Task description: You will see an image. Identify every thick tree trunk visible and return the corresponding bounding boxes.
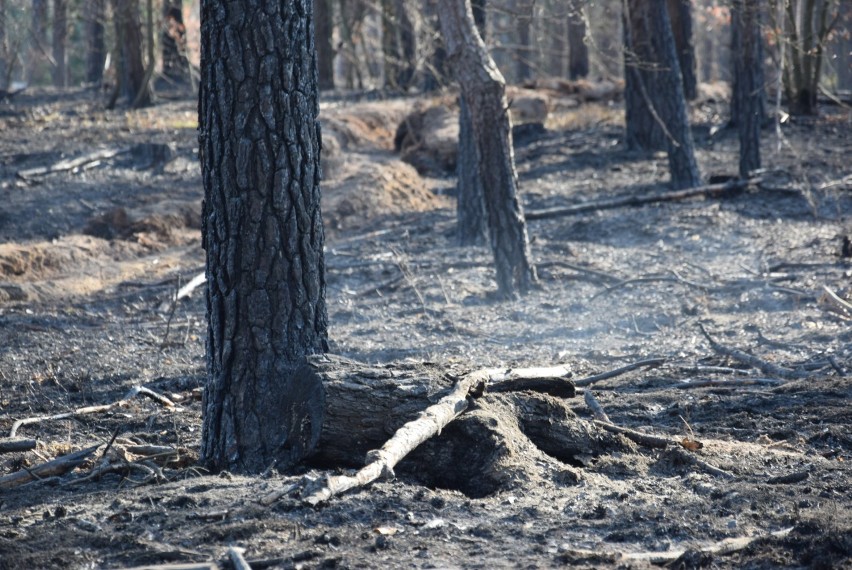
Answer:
[732,0,763,178]
[666,0,696,100]
[439,0,537,298]
[456,0,487,247]
[161,0,192,85]
[112,0,151,106]
[85,0,106,84]
[52,0,67,87]
[315,0,335,90]
[567,0,588,80]
[199,0,328,474]
[623,0,701,189]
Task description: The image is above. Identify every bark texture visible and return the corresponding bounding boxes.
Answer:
[199,0,329,473]
[623,0,700,189]
[439,0,536,297]
[731,0,763,178]
[112,0,151,106]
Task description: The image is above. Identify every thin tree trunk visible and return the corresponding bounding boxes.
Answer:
[86,0,106,84]
[382,0,415,89]
[112,0,151,106]
[27,0,49,83]
[315,0,335,90]
[52,0,67,87]
[732,0,763,178]
[439,0,537,297]
[199,0,329,473]
[0,0,7,89]
[515,0,534,82]
[623,0,701,188]
[666,0,696,100]
[567,0,588,79]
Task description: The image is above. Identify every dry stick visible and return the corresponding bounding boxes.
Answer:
[525,177,760,222]
[583,391,611,423]
[0,437,37,454]
[574,358,666,387]
[675,378,784,389]
[590,272,708,301]
[820,284,852,315]
[0,445,100,490]
[667,446,735,479]
[9,385,179,438]
[698,325,811,380]
[302,369,491,506]
[16,148,130,180]
[592,420,672,449]
[619,526,792,563]
[227,547,253,570]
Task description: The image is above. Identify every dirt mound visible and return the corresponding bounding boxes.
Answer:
[83,199,201,249]
[323,155,448,236]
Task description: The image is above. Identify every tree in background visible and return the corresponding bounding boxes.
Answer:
[567,0,589,79]
[315,0,335,89]
[85,0,106,84]
[382,0,416,90]
[732,0,763,178]
[439,0,537,297]
[111,0,151,106]
[26,0,48,83]
[199,0,328,473]
[666,0,696,100]
[51,0,66,87]
[457,0,488,246]
[623,0,701,189]
[160,0,193,86]
[0,0,7,89]
[773,0,841,115]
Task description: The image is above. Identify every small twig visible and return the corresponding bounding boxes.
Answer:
[698,325,811,380]
[666,447,735,479]
[583,391,610,423]
[228,546,253,570]
[574,358,666,387]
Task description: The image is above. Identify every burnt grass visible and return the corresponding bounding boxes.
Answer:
[0,87,851,569]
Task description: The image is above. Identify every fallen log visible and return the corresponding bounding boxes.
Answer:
[263,355,630,502]
[0,437,37,454]
[0,445,99,490]
[526,177,760,221]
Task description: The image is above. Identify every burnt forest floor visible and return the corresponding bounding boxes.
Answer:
[0,86,850,569]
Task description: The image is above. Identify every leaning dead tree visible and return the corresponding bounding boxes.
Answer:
[438,0,537,297]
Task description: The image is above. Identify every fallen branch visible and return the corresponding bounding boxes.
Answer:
[0,445,99,490]
[302,368,491,505]
[0,437,37,453]
[482,365,575,398]
[526,177,760,221]
[675,378,784,389]
[583,391,611,423]
[592,420,673,449]
[819,284,852,318]
[9,385,180,438]
[227,547,253,570]
[665,447,735,479]
[699,325,811,380]
[618,527,792,563]
[16,147,130,180]
[574,358,666,387]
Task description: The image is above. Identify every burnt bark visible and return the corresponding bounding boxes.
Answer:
[732,0,763,178]
[456,0,487,247]
[666,0,696,100]
[85,0,106,84]
[52,0,67,87]
[315,0,335,90]
[567,0,588,80]
[623,0,701,189]
[199,0,329,473]
[112,0,151,106]
[439,0,537,297]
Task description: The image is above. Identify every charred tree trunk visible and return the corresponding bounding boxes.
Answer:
[315,0,335,90]
[666,0,696,100]
[732,0,763,178]
[112,0,151,106]
[623,0,700,189]
[199,0,329,473]
[567,0,588,80]
[52,0,67,87]
[439,0,537,297]
[85,0,106,84]
[456,2,487,247]
[161,0,192,85]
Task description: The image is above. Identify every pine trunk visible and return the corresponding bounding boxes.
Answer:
[85,0,106,84]
[623,0,700,188]
[666,0,696,100]
[52,0,67,87]
[457,98,487,246]
[732,0,762,178]
[567,0,588,79]
[199,0,329,473]
[112,0,151,106]
[315,0,335,90]
[0,0,6,89]
[439,0,536,297]
[161,0,192,85]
